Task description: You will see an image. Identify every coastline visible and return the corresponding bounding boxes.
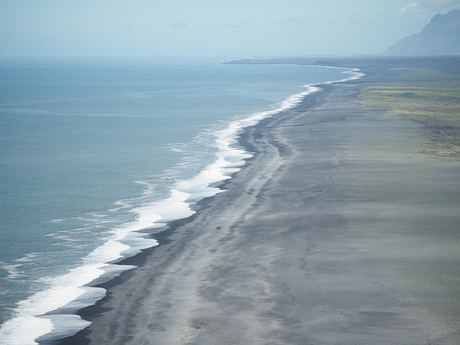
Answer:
[56,57,460,345]
[2,61,342,345]
[51,80,334,345]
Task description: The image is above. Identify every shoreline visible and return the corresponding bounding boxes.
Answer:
[52,79,333,345]
[56,57,460,344]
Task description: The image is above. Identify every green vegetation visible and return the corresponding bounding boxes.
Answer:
[357,69,460,157]
[397,68,460,79]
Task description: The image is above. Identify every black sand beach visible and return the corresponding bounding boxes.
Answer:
[58,57,460,345]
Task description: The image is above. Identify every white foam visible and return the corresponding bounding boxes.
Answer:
[0,315,53,345]
[35,315,91,344]
[0,263,107,345]
[322,67,364,84]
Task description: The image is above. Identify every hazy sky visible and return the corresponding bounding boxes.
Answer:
[1,0,460,57]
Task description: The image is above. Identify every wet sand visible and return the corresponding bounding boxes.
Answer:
[61,57,460,345]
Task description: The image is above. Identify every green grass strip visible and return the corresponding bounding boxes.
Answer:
[357,69,460,157]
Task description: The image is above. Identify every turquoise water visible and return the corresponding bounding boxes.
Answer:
[0,57,357,344]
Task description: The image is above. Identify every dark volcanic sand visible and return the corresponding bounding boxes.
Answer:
[57,57,460,345]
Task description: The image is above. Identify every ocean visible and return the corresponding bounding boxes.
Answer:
[0,56,360,344]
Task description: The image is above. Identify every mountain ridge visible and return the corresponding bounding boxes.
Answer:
[386,10,460,55]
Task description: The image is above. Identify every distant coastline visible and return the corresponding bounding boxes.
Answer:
[57,56,460,344]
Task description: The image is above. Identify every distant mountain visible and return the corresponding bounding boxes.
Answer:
[386,10,460,55]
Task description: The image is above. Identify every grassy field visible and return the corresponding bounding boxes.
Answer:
[357,69,460,157]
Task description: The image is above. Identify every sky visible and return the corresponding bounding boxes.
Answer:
[1,0,460,57]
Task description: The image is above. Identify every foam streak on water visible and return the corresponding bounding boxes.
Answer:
[0,61,362,345]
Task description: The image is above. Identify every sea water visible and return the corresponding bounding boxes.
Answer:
[0,56,360,344]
